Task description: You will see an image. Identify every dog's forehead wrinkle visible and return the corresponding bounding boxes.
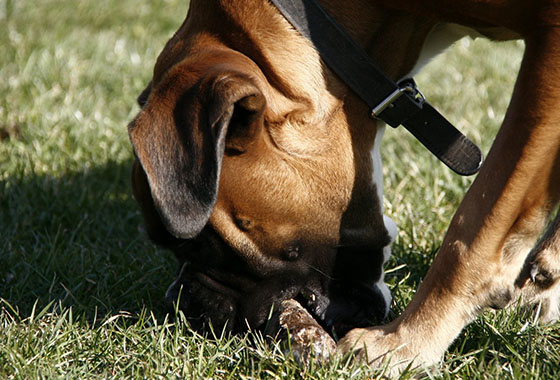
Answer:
[219,4,344,140]
[186,0,334,118]
[261,99,344,160]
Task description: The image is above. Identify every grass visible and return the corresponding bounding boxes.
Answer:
[1,0,559,378]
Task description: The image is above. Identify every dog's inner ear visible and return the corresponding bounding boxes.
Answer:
[225,94,265,156]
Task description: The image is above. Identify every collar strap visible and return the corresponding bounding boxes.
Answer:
[270,0,483,175]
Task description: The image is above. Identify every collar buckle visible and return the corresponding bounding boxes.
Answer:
[371,79,426,119]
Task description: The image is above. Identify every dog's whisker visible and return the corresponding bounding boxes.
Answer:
[303,263,336,281]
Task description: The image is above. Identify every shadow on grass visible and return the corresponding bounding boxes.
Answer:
[0,159,177,320]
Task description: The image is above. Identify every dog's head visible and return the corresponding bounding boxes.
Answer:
[128,0,397,335]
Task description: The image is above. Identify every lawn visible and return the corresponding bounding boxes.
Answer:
[1,0,559,378]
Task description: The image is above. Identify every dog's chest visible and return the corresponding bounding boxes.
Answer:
[408,23,480,77]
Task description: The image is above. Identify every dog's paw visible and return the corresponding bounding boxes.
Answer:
[523,259,560,323]
[336,325,440,376]
[337,327,409,370]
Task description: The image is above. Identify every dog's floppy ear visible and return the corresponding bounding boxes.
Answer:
[129,73,265,239]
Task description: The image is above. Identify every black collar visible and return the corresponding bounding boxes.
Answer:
[270,0,483,176]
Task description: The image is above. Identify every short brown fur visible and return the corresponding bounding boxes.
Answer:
[129,0,560,372]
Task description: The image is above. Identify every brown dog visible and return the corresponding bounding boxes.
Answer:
[128,0,560,372]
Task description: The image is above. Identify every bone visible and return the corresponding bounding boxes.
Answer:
[277,299,336,365]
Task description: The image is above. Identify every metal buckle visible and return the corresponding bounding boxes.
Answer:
[370,79,426,119]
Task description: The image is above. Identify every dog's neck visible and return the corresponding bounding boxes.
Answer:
[317,0,438,79]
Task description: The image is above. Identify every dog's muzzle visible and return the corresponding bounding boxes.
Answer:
[163,228,392,337]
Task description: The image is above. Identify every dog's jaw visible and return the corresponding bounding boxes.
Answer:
[162,227,395,335]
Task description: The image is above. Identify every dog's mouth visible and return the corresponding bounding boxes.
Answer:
[165,260,301,333]
[165,235,390,338]
[166,271,387,340]
[194,271,239,297]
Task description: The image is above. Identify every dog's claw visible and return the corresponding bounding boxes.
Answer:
[527,261,556,289]
[530,264,539,283]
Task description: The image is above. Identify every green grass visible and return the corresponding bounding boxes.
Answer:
[1,0,559,378]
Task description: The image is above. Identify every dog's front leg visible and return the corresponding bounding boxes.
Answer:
[338,28,560,372]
